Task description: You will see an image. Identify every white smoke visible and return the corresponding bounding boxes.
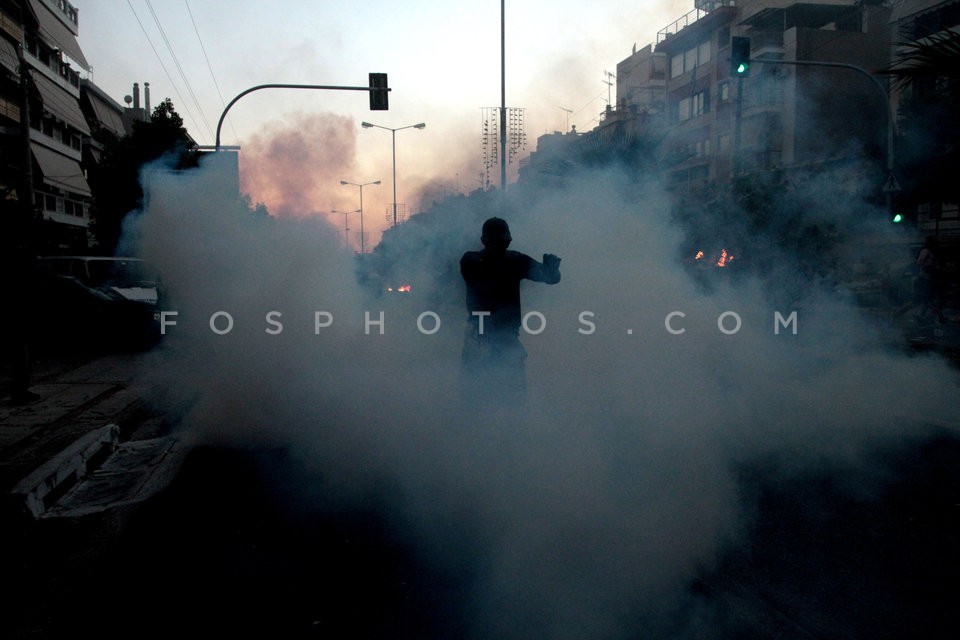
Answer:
[125,152,959,638]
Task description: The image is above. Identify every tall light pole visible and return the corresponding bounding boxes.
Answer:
[361,121,426,227]
[500,0,507,191]
[340,180,380,254]
[332,208,360,250]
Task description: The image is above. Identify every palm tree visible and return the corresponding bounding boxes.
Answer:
[884,29,960,98]
[881,29,960,206]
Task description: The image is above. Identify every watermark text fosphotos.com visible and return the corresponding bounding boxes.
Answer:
[158,310,799,336]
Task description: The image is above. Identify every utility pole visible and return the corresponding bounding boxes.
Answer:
[17,44,34,232]
[8,44,37,404]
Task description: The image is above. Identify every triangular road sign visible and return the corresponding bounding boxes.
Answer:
[883,172,901,193]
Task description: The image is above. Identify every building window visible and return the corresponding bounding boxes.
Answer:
[719,81,730,102]
[718,133,731,154]
[670,39,712,78]
[671,54,684,79]
[695,90,709,116]
[64,200,85,217]
[678,90,710,123]
[718,26,730,48]
[698,41,711,65]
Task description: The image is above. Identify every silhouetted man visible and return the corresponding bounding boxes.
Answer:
[460,217,561,405]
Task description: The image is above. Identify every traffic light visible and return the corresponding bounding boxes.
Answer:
[730,37,751,77]
[369,73,389,111]
[892,213,904,223]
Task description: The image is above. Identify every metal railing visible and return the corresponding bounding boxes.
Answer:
[657,0,737,44]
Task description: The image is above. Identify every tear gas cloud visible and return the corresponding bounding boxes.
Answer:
[128,152,958,638]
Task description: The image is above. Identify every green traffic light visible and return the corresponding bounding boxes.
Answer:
[737,63,748,74]
[892,213,903,223]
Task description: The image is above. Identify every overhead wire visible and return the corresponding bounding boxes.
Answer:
[184,0,239,142]
[144,0,215,142]
[124,0,207,139]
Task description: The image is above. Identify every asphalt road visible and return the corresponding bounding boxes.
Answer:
[3,431,959,639]
[2,348,959,639]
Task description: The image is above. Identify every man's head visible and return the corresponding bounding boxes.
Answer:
[481,217,512,253]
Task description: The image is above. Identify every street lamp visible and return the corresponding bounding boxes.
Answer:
[332,208,360,250]
[339,180,380,254]
[361,121,426,227]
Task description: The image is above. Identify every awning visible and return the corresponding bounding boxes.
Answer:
[28,0,89,70]
[32,71,90,135]
[32,141,91,195]
[0,37,19,74]
[86,91,126,137]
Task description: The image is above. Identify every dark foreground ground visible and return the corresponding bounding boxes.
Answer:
[3,426,959,639]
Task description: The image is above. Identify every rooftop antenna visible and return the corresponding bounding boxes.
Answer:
[558,106,573,132]
[603,70,615,106]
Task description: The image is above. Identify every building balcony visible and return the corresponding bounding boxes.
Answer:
[657,0,737,45]
[750,30,785,57]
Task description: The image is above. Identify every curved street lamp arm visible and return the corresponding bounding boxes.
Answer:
[215,83,389,149]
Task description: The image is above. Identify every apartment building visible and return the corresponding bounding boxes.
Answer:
[1,0,26,223]
[1,1,145,251]
[21,0,94,249]
[615,0,891,192]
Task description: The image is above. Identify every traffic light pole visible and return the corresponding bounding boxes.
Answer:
[734,75,744,176]
[760,59,894,180]
[215,81,390,150]
[737,56,896,212]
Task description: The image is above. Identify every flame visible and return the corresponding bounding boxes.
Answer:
[716,249,734,268]
[694,249,736,267]
[398,285,412,293]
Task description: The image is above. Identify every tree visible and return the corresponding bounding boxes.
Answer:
[882,30,960,206]
[88,98,198,254]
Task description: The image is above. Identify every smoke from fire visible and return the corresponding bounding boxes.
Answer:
[127,146,958,638]
[238,111,357,218]
[236,112,479,247]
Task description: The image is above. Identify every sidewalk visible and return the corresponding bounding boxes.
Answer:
[0,350,182,521]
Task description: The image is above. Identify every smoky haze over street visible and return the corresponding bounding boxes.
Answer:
[114,146,960,638]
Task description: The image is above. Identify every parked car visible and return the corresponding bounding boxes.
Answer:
[33,256,162,349]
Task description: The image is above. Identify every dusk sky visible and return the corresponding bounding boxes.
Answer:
[77,0,689,245]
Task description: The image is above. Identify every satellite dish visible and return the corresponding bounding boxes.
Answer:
[124,95,133,105]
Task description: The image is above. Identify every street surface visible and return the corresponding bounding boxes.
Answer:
[1,348,959,638]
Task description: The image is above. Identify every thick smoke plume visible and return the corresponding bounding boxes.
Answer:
[239,111,356,218]
[128,151,958,638]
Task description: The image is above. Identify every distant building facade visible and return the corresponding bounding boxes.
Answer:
[613,0,892,194]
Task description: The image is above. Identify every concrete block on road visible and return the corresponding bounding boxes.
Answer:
[10,424,120,518]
